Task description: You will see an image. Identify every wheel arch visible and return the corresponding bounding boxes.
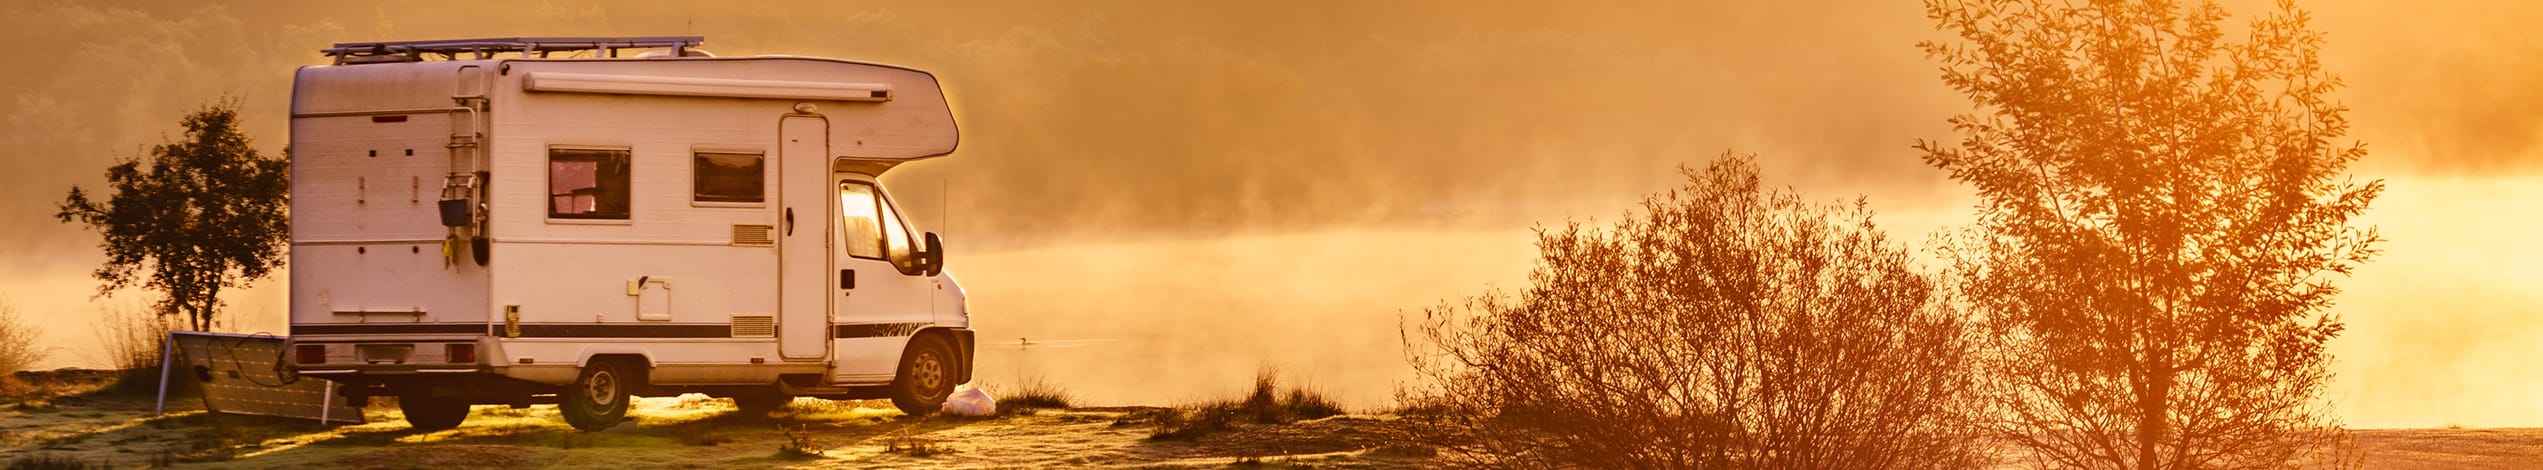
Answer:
[910,327,974,385]
[574,347,655,369]
[578,351,654,386]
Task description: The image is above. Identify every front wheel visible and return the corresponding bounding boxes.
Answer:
[889,335,958,416]
[560,361,633,432]
[398,393,470,431]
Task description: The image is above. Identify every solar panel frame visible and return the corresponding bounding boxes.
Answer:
[158,331,365,424]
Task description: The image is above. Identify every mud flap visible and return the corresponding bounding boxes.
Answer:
[950,328,976,384]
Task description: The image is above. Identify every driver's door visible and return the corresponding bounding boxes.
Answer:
[829,178,935,384]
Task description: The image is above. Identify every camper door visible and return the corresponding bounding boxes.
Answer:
[778,115,832,360]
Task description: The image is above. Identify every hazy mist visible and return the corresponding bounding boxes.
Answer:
[1,0,2536,428]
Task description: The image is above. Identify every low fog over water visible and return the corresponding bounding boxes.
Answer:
[3,0,2540,428]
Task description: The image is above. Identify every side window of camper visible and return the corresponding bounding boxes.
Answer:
[692,152,765,204]
[549,148,631,219]
[876,192,921,273]
[837,182,886,260]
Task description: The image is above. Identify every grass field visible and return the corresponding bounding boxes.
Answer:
[2352,427,2543,469]
[5,369,2538,468]
[0,370,1429,469]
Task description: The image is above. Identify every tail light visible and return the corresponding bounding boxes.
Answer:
[296,344,327,364]
[445,343,477,364]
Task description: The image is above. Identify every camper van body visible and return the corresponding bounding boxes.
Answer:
[284,37,972,430]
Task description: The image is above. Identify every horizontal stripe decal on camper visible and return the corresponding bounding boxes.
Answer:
[519,324,733,338]
[833,322,931,339]
[293,323,730,338]
[300,322,932,339]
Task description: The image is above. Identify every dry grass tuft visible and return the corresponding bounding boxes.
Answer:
[882,433,952,458]
[997,376,1074,413]
[6,453,107,470]
[666,421,728,446]
[161,427,245,464]
[773,398,894,421]
[92,301,172,397]
[1150,368,1345,441]
[10,398,56,411]
[474,406,533,419]
[1363,444,1439,459]
[773,424,822,460]
[0,375,45,404]
[529,431,599,449]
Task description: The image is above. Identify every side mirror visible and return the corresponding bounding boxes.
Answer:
[922,232,945,276]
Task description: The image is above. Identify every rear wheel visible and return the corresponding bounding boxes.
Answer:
[398,393,470,431]
[560,361,632,432]
[890,335,958,416]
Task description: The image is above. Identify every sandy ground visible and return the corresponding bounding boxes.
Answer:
[5,372,2538,468]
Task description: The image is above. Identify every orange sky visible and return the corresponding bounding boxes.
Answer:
[0,0,2535,429]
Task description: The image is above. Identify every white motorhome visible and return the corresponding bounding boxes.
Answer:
[284,37,973,431]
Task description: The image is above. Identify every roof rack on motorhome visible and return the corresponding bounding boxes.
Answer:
[321,36,706,65]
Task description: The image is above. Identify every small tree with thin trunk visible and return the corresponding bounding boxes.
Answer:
[56,101,288,332]
[1916,0,2378,467]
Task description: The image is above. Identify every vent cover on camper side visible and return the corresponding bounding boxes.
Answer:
[730,315,776,338]
[731,224,776,247]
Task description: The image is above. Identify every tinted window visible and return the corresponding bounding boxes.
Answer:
[549,148,630,219]
[693,152,764,203]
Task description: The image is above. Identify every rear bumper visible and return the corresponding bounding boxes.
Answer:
[303,370,559,405]
[287,334,487,368]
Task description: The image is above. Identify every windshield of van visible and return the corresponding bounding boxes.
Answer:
[876,189,920,273]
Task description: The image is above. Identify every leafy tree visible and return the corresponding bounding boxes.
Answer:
[1401,154,1986,468]
[56,101,288,332]
[1915,0,2379,467]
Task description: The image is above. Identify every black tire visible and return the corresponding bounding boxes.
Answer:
[560,360,633,432]
[398,393,470,431]
[890,335,960,416]
[730,390,791,416]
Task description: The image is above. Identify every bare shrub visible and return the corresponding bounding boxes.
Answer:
[1401,154,1987,468]
[0,296,50,376]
